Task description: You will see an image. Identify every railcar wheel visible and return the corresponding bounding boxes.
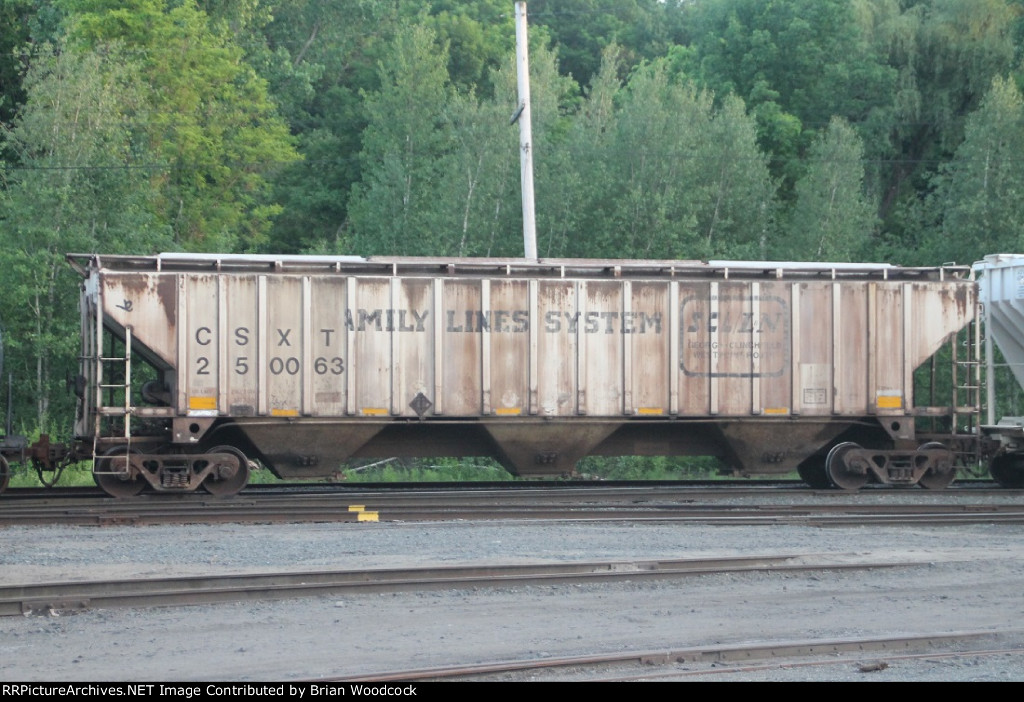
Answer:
[0,455,9,494]
[201,446,249,497]
[916,442,956,490]
[825,442,869,491]
[796,456,830,489]
[94,446,145,498]
[990,454,1024,488]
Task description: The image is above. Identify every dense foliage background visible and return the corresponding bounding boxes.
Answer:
[1,0,1022,440]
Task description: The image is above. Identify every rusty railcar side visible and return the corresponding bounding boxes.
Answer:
[69,254,978,494]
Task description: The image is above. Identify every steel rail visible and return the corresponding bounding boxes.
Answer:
[0,479,1008,500]
[4,497,1024,526]
[609,645,1024,681]
[328,631,1024,682]
[0,554,907,617]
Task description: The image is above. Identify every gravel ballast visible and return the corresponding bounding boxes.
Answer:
[2,519,1024,681]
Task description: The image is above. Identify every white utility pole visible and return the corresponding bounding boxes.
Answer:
[514,1,538,261]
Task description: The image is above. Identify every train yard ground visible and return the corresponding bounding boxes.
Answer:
[2,483,1024,681]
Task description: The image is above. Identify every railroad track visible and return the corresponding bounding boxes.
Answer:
[2,484,1022,526]
[1,553,911,617]
[11,549,1012,681]
[1,478,1004,499]
[5,494,1022,681]
[332,632,1024,681]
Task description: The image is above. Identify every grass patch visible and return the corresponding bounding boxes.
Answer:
[261,455,751,483]
[9,461,96,488]
[6,455,800,489]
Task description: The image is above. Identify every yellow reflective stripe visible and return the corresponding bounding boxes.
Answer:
[189,396,217,410]
[876,395,903,409]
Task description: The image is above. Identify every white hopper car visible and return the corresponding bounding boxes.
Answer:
[64,253,984,496]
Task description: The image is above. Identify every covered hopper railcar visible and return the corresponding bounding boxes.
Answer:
[68,253,978,496]
[972,254,1024,487]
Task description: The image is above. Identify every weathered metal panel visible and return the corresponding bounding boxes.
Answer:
[393,277,434,417]
[796,282,833,416]
[837,284,869,415]
[908,282,971,367]
[583,281,623,416]
[308,277,348,417]
[677,281,792,417]
[756,281,791,416]
[488,279,530,416]
[222,275,258,417]
[873,283,905,414]
[441,280,483,416]
[351,278,392,416]
[715,281,755,415]
[264,276,303,416]
[536,281,577,417]
[99,272,178,366]
[94,266,980,427]
[678,282,712,415]
[184,275,220,416]
[629,281,669,415]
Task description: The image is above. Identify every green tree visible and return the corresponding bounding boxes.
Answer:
[346,22,578,259]
[541,45,624,258]
[426,0,515,93]
[345,23,455,255]
[676,0,896,141]
[435,88,518,257]
[260,0,403,253]
[695,94,776,259]
[60,0,299,251]
[516,38,584,258]
[846,0,1022,260]
[562,59,774,261]
[932,76,1024,264]
[783,117,876,261]
[262,1,514,255]
[0,0,66,127]
[604,61,709,258]
[0,43,168,431]
[0,0,35,125]
[526,0,681,89]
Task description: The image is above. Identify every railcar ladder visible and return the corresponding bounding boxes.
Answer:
[93,326,133,460]
[952,318,982,468]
